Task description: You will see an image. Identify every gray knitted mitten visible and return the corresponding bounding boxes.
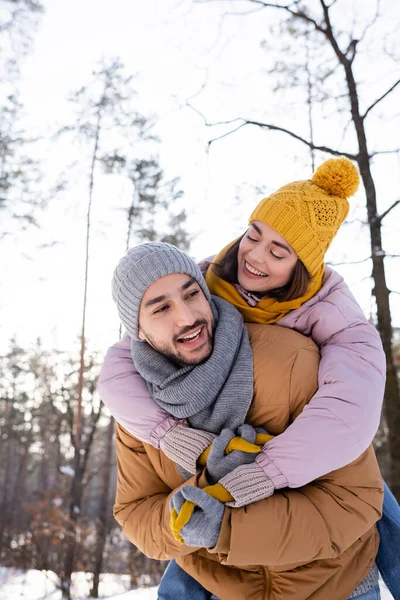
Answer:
[219,461,275,507]
[206,424,260,484]
[159,423,215,474]
[170,485,224,548]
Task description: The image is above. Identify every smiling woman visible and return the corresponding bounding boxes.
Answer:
[238,221,298,290]
[211,230,310,303]
[205,156,358,322]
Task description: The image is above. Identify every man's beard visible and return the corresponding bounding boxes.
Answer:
[142,319,213,366]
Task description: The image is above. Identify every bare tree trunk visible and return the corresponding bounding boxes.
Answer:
[0,398,14,554]
[61,460,82,600]
[369,216,400,496]
[10,440,29,534]
[62,106,103,600]
[90,418,114,598]
[300,0,400,498]
[218,0,400,499]
[336,41,400,498]
[129,545,141,589]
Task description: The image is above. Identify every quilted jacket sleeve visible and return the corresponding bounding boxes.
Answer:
[113,423,200,559]
[98,335,182,448]
[256,277,386,489]
[214,446,383,566]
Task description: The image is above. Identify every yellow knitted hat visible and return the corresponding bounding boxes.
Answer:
[249,156,360,276]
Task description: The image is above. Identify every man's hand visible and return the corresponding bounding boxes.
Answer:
[205,424,266,484]
[170,486,224,548]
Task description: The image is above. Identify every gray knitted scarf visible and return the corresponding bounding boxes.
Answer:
[130,296,253,433]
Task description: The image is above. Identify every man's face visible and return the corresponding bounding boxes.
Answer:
[138,273,214,366]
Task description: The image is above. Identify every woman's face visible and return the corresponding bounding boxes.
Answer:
[237,221,298,293]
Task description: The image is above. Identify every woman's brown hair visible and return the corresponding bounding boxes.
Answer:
[211,234,311,302]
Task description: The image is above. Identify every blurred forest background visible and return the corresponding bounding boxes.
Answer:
[0,0,399,598]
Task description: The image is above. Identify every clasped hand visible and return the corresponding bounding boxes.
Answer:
[170,424,271,547]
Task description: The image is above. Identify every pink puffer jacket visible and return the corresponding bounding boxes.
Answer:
[98,267,386,489]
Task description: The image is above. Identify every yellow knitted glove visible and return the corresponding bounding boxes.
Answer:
[255,432,275,445]
[198,432,274,466]
[170,483,233,543]
[172,432,275,542]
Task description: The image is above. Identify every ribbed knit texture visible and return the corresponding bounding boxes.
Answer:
[131,296,253,435]
[112,242,211,341]
[219,461,275,507]
[159,423,215,475]
[347,563,379,598]
[249,157,360,276]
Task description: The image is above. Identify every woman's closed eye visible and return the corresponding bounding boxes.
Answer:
[246,234,259,242]
[247,232,284,259]
[271,251,285,260]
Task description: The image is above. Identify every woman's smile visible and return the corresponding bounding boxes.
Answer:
[237,221,297,293]
[243,260,268,278]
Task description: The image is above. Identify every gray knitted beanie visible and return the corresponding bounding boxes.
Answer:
[112,242,212,340]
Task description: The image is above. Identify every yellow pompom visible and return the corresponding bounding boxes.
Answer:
[311,157,359,199]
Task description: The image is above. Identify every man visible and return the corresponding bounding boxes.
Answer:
[99,242,382,600]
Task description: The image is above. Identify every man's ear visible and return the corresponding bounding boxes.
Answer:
[138,327,146,342]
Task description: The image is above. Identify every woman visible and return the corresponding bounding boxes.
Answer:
[100,157,400,599]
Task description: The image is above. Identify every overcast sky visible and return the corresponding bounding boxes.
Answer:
[2,0,400,353]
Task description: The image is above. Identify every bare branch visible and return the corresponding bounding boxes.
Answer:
[328,253,400,267]
[186,102,242,128]
[346,39,359,65]
[80,403,103,477]
[318,0,347,61]
[370,148,400,157]
[184,101,209,125]
[363,78,400,120]
[82,461,113,487]
[207,117,358,159]
[327,256,371,266]
[207,122,248,146]
[64,398,75,446]
[383,32,400,63]
[357,274,373,284]
[169,70,210,124]
[338,116,355,148]
[174,69,210,110]
[342,217,367,226]
[257,0,326,33]
[223,4,269,16]
[378,199,400,223]
[194,0,326,33]
[356,0,381,46]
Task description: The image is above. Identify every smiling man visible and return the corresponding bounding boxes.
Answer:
[112,243,217,368]
[137,273,214,366]
[105,241,383,600]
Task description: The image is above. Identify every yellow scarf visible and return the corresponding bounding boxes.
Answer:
[205,239,325,324]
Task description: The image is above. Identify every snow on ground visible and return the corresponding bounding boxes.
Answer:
[0,567,393,599]
[0,568,157,600]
